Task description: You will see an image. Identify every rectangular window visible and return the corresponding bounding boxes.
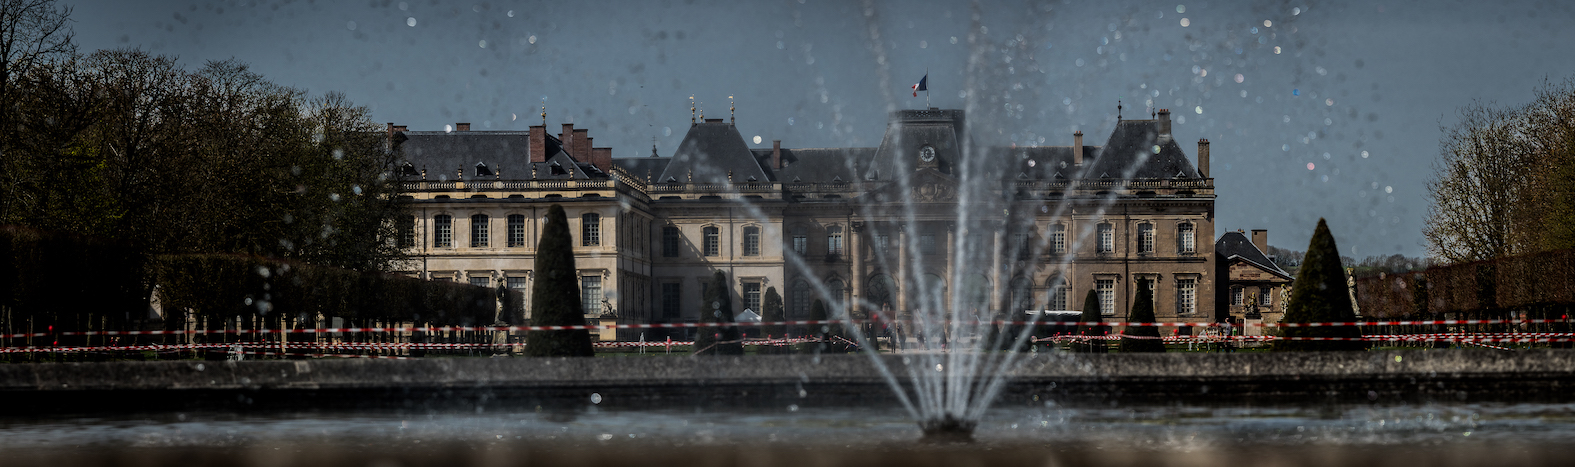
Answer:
[434,215,453,248]
[827,227,843,255]
[469,276,490,288]
[1097,279,1115,316]
[581,213,601,247]
[507,214,526,247]
[663,226,681,257]
[1231,287,1244,306]
[1177,279,1197,315]
[1259,287,1272,306]
[661,283,681,320]
[582,275,602,316]
[1178,222,1196,254]
[471,214,489,248]
[1137,223,1154,254]
[792,235,807,255]
[398,215,416,248]
[875,234,889,255]
[920,234,937,255]
[1051,224,1066,254]
[744,282,761,312]
[743,226,760,256]
[1097,224,1113,253]
[506,277,527,291]
[1014,232,1030,259]
[703,227,719,256]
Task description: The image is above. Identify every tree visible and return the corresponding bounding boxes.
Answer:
[0,0,75,224]
[694,270,742,355]
[760,286,785,354]
[524,205,594,357]
[1274,218,1366,351]
[800,299,829,354]
[1119,279,1165,353]
[1425,76,1575,262]
[1074,289,1106,353]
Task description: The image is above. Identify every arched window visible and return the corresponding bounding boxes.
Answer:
[867,274,896,310]
[743,226,760,256]
[1009,276,1033,312]
[826,226,844,255]
[1045,276,1069,311]
[507,214,526,247]
[1177,222,1196,254]
[827,279,846,312]
[703,226,719,256]
[470,214,489,248]
[1137,222,1154,254]
[434,214,453,248]
[581,213,600,246]
[790,280,812,318]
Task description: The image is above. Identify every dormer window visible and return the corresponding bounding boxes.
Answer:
[475,162,493,177]
[746,175,758,182]
[550,161,567,175]
[399,162,419,177]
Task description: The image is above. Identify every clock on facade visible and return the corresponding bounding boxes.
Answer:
[919,145,936,162]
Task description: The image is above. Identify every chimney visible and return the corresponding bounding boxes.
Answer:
[529,125,547,162]
[1073,131,1084,166]
[573,129,590,159]
[392,125,407,132]
[1251,229,1268,254]
[591,148,612,173]
[1198,138,1211,178]
[1157,109,1171,139]
[455,122,470,132]
[386,122,395,140]
[772,140,782,169]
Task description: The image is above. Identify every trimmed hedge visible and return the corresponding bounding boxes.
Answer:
[1355,249,1575,317]
[0,226,146,347]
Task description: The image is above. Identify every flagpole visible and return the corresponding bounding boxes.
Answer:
[925,67,930,108]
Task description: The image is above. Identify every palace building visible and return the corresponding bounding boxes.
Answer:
[390,107,1219,340]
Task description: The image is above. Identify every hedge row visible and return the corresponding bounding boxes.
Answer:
[1355,249,1575,317]
[1,227,514,343]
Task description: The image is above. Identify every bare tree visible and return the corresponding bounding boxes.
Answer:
[1423,103,1538,263]
[0,0,73,223]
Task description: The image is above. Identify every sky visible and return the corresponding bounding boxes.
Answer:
[67,0,1575,258]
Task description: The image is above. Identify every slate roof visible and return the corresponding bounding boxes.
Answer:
[395,130,603,180]
[772,148,872,183]
[613,156,672,183]
[1085,119,1201,179]
[658,121,770,184]
[1216,231,1292,279]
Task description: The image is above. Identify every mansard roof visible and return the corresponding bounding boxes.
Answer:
[771,148,872,183]
[613,156,672,183]
[658,120,770,184]
[395,130,603,180]
[1087,119,1201,179]
[1216,231,1292,279]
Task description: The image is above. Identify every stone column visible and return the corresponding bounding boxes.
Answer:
[849,221,863,318]
[895,224,908,315]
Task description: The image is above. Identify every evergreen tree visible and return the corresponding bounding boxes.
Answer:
[800,299,829,354]
[1075,290,1107,353]
[1274,218,1367,351]
[760,286,785,354]
[524,205,594,357]
[694,270,743,355]
[1119,279,1165,353]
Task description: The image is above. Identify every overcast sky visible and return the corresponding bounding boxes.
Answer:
[69,0,1575,258]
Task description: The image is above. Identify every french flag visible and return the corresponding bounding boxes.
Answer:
[911,74,927,97]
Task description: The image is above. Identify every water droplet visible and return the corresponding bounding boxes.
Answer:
[591,393,603,404]
[935,364,944,372]
[528,35,537,44]
[479,40,487,48]
[507,10,514,17]
[919,40,927,48]
[753,135,762,144]
[398,2,408,11]
[1274,46,1282,54]
[1306,163,1315,170]
[950,36,958,44]
[1176,4,1186,13]
[1361,150,1370,158]
[1293,7,1301,15]
[406,17,417,27]
[346,21,356,31]
[662,127,672,136]
[1292,89,1300,96]
[597,433,613,441]
[1180,18,1190,27]
[1264,20,1273,27]
[788,404,799,412]
[444,124,453,133]
[1385,186,1393,193]
[1234,73,1244,83]
[1194,106,1203,114]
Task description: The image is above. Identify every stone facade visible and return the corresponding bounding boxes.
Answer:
[392,108,1219,341]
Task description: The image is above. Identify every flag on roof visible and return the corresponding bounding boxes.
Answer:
[911,74,927,97]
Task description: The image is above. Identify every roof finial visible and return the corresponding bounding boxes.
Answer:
[540,99,547,126]
[651,136,658,158]
[1117,100,1123,120]
[690,95,696,124]
[729,95,735,125]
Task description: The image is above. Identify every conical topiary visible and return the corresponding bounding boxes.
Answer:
[1119,279,1165,353]
[524,205,595,357]
[1274,218,1367,351]
[694,270,743,355]
[800,299,829,354]
[760,286,785,354]
[1075,289,1107,353]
